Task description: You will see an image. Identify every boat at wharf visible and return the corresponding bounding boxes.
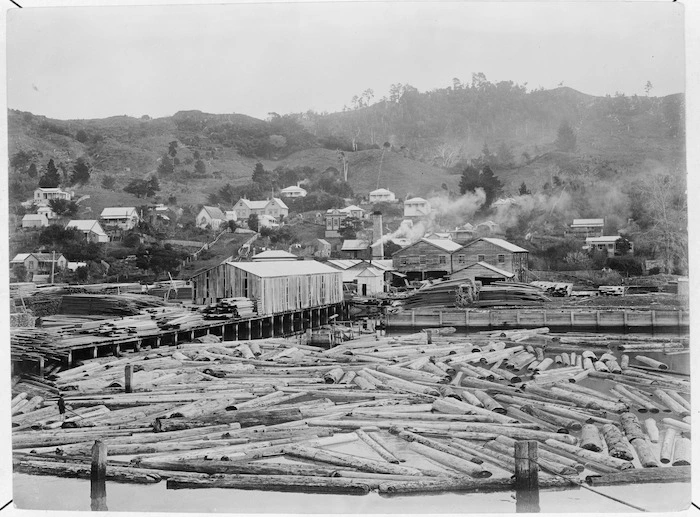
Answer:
[11,326,690,497]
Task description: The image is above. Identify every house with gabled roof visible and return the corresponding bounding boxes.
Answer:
[33,187,73,206]
[65,219,109,243]
[369,188,396,203]
[196,206,227,229]
[570,218,605,239]
[280,185,307,198]
[403,197,432,218]
[391,237,463,280]
[455,237,529,282]
[100,207,140,230]
[11,252,67,275]
[22,213,49,229]
[450,261,515,285]
[232,198,288,221]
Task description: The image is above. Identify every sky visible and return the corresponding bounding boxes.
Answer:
[5,1,686,121]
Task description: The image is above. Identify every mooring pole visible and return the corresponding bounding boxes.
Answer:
[90,440,108,511]
[514,440,540,513]
[124,364,133,394]
[426,330,433,344]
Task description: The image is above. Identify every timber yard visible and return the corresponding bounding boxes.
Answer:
[9,255,691,513]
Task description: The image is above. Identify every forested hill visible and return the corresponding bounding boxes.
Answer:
[8,80,685,203]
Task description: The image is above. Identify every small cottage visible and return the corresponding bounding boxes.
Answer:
[33,187,73,206]
[65,220,109,243]
[339,205,365,219]
[403,197,431,218]
[570,219,605,239]
[585,236,633,257]
[280,185,307,198]
[233,198,289,221]
[197,206,227,230]
[369,188,396,203]
[101,207,140,230]
[341,240,371,260]
[22,213,49,228]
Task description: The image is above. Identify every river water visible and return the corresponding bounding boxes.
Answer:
[12,330,691,513]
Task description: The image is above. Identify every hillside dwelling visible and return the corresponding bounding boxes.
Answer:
[455,237,529,282]
[11,252,67,275]
[392,238,463,280]
[258,214,279,228]
[448,225,477,244]
[233,198,289,221]
[584,236,634,257]
[280,185,307,198]
[224,211,238,222]
[425,232,451,240]
[197,206,227,230]
[339,205,365,219]
[570,218,605,239]
[450,261,515,285]
[475,220,500,236]
[65,220,109,243]
[22,213,49,228]
[100,207,140,230]
[251,250,298,261]
[369,188,396,203]
[325,209,345,238]
[341,240,371,260]
[313,239,332,258]
[191,260,343,312]
[33,187,73,206]
[403,197,432,218]
[36,206,56,220]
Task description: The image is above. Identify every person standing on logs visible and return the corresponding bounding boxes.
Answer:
[58,394,66,421]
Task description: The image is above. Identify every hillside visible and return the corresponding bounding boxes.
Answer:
[7,83,685,215]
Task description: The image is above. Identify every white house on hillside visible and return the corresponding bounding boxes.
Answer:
[280,185,307,198]
[196,206,227,230]
[22,213,49,228]
[37,206,57,220]
[232,198,288,220]
[65,220,109,243]
[403,197,431,218]
[369,188,396,203]
[33,187,73,206]
[100,207,140,230]
[339,205,365,219]
[584,236,634,257]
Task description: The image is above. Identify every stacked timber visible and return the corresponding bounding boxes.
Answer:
[202,298,257,320]
[11,327,690,496]
[60,294,172,316]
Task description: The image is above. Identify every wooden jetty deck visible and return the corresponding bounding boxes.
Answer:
[385,308,689,333]
[12,303,345,372]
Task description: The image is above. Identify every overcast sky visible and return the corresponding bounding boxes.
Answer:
[6,1,686,121]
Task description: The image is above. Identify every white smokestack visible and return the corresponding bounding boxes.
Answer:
[372,211,384,258]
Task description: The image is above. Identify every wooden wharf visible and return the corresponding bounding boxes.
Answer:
[385,308,689,333]
[12,302,345,373]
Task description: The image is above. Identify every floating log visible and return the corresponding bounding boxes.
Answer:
[494,435,584,472]
[660,428,677,464]
[634,355,668,370]
[355,429,400,464]
[671,437,690,466]
[586,466,691,486]
[644,419,660,443]
[166,474,373,494]
[408,441,491,478]
[580,424,603,452]
[13,458,161,484]
[520,405,581,432]
[662,418,691,433]
[631,438,659,468]
[619,412,646,442]
[283,445,426,476]
[653,389,689,417]
[543,439,634,470]
[601,424,634,460]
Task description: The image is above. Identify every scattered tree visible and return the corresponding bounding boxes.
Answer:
[157,154,174,175]
[123,177,160,198]
[194,159,206,176]
[518,182,531,196]
[555,121,577,152]
[247,214,259,232]
[459,164,503,209]
[101,175,116,190]
[75,129,89,143]
[48,199,80,217]
[227,220,238,233]
[39,159,62,188]
[11,150,33,172]
[69,157,91,185]
[26,163,38,178]
[168,141,178,157]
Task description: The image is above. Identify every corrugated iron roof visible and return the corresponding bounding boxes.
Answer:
[341,240,370,251]
[476,237,528,253]
[227,260,341,278]
[421,238,462,252]
[326,259,363,270]
[461,261,515,278]
[251,250,298,260]
[572,218,605,226]
[101,207,138,218]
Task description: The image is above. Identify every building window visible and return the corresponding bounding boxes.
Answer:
[399,257,407,266]
[419,255,426,265]
[497,254,505,264]
[457,254,465,264]
[439,255,447,265]
[477,254,485,262]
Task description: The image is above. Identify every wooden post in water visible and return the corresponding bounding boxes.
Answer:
[426,330,433,344]
[124,364,133,394]
[90,440,108,511]
[514,440,540,513]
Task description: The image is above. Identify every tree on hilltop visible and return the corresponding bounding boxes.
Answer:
[459,164,503,209]
[555,121,577,152]
[39,159,61,188]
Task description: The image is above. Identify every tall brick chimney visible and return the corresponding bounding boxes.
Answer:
[372,211,384,259]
